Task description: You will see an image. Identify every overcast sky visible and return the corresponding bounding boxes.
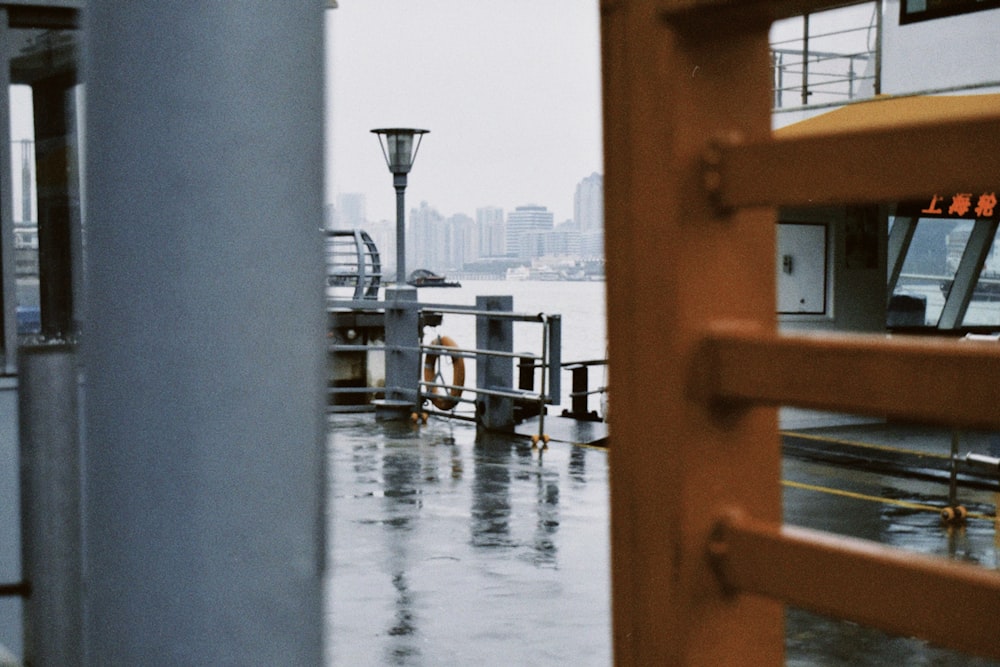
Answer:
[325,1,603,224]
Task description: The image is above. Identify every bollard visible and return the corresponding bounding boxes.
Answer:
[476,296,514,431]
[378,287,419,420]
[18,343,81,666]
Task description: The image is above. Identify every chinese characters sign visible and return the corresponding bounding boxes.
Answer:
[905,192,1000,219]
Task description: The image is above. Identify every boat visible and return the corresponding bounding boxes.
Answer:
[407,268,461,288]
[939,275,1000,301]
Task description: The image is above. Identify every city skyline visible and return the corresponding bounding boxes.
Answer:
[324,2,603,224]
[330,170,601,228]
[332,171,604,277]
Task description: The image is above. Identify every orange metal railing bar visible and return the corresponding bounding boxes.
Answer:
[709,512,1000,661]
[697,324,1000,430]
[703,114,1000,210]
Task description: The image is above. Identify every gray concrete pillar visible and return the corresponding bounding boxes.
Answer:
[82,3,327,664]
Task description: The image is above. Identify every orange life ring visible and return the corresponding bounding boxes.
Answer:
[423,335,465,410]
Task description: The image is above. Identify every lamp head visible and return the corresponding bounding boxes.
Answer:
[371,128,429,175]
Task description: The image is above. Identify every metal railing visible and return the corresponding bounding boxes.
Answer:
[326,297,563,439]
[772,47,875,108]
[418,304,561,442]
[769,3,880,110]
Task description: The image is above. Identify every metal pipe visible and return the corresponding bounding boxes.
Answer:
[19,343,81,666]
[422,306,549,321]
[394,173,407,282]
[949,430,959,507]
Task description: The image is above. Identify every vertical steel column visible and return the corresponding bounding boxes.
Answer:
[381,286,419,417]
[394,173,408,283]
[476,295,514,431]
[83,3,327,664]
[546,314,561,405]
[602,2,782,664]
[19,344,81,666]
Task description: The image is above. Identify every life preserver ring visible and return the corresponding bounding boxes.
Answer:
[424,335,465,410]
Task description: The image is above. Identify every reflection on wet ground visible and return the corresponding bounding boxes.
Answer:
[325,414,1000,666]
[325,414,610,666]
[784,457,1000,667]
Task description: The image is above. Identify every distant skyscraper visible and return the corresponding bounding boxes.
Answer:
[476,206,505,258]
[409,201,446,275]
[445,213,476,270]
[506,204,554,259]
[335,192,367,230]
[574,173,604,259]
[574,172,603,234]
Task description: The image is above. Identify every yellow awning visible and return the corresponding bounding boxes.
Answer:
[775,92,1000,138]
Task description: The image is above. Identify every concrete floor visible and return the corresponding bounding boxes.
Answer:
[325,413,610,666]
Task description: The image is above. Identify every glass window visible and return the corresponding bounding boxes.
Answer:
[961,227,1000,327]
[889,216,968,327]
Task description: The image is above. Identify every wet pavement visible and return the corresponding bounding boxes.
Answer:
[325,413,1000,666]
[784,456,1000,666]
[325,413,610,666]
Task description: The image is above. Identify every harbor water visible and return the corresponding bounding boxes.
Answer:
[326,279,1000,665]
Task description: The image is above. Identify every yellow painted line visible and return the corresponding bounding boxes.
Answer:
[781,430,952,460]
[782,479,996,521]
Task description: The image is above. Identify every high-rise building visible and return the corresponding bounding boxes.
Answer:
[476,206,505,259]
[574,173,604,259]
[506,204,554,259]
[574,172,603,234]
[409,201,446,276]
[445,213,476,271]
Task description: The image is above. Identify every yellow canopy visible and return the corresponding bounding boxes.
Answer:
[775,92,1000,138]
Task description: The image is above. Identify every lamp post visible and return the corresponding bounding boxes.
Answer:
[371,128,429,285]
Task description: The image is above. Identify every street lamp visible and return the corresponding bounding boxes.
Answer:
[371,128,429,285]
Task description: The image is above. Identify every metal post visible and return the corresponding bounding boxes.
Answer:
[82,3,327,663]
[571,365,589,418]
[378,287,419,419]
[547,313,561,406]
[394,173,407,283]
[518,355,535,391]
[801,14,810,105]
[476,296,514,431]
[949,430,960,508]
[19,344,81,666]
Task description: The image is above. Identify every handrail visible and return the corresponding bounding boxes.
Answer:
[709,512,1000,660]
[416,305,560,442]
[421,305,549,322]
